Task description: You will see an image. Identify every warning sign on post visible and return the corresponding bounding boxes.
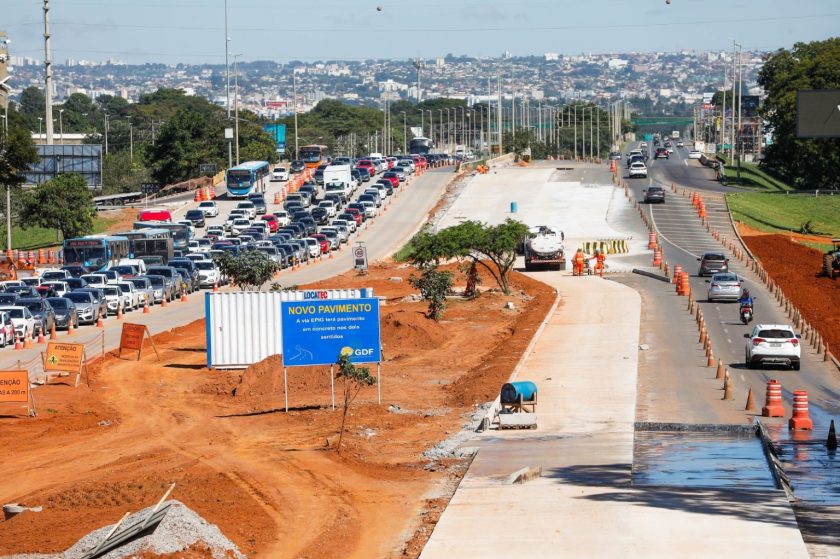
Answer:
[0,370,29,403]
[120,323,146,351]
[44,342,85,373]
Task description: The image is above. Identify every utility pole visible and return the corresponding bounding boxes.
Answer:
[497,73,503,155]
[293,72,299,159]
[412,58,423,103]
[736,42,743,178]
[129,124,133,162]
[43,0,54,144]
[730,42,736,162]
[103,111,109,154]
[224,0,232,168]
[234,54,241,165]
[573,103,577,160]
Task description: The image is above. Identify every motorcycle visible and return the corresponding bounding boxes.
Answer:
[739,302,754,325]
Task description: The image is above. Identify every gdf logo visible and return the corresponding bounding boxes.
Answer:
[341,346,375,357]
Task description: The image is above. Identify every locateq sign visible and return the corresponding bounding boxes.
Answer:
[281,298,381,367]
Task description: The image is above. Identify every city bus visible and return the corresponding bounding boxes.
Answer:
[225,161,270,198]
[62,236,131,272]
[133,221,191,250]
[299,145,331,169]
[113,228,171,256]
[409,137,434,155]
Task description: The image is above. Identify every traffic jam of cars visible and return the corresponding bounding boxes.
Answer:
[0,152,447,348]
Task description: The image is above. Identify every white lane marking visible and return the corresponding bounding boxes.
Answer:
[723,328,729,334]
[648,204,700,259]
[727,338,732,344]
[740,374,745,382]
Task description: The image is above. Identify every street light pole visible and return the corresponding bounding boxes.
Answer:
[58,108,64,145]
[224,0,232,169]
[293,72,299,159]
[38,117,43,137]
[400,111,406,154]
[234,53,242,165]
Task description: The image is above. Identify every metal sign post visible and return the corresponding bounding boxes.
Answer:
[353,243,368,274]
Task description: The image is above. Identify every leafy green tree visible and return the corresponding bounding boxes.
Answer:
[334,352,377,454]
[409,266,453,320]
[20,174,95,240]
[17,87,45,130]
[101,151,151,195]
[148,109,225,185]
[409,219,528,295]
[758,38,840,189]
[0,125,39,241]
[214,250,278,291]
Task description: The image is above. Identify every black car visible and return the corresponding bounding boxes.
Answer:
[290,160,306,173]
[284,201,304,213]
[64,277,89,290]
[184,209,206,228]
[351,169,362,185]
[697,252,730,277]
[609,151,622,160]
[46,296,78,330]
[299,184,319,200]
[7,285,39,297]
[277,226,302,239]
[348,203,368,220]
[60,265,87,278]
[0,292,19,305]
[313,168,325,185]
[357,193,379,208]
[297,217,317,236]
[355,167,371,182]
[643,186,666,204]
[311,207,330,225]
[169,259,201,292]
[375,180,394,196]
[291,210,311,222]
[324,193,344,209]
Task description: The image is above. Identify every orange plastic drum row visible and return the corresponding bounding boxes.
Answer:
[193,186,217,202]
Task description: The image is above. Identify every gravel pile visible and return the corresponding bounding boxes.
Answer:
[3,500,244,559]
[423,404,489,460]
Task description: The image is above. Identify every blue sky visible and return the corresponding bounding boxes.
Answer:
[4,0,840,63]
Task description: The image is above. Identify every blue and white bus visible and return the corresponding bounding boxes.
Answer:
[133,222,191,250]
[63,236,131,272]
[113,228,171,256]
[226,161,270,198]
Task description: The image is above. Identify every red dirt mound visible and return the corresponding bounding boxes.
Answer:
[381,309,448,351]
[233,354,283,398]
[742,234,840,355]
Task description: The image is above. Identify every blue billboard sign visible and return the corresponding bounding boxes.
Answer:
[281,298,381,366]
[263,123,287,152]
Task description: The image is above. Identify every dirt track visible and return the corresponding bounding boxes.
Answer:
[0,262,554,558]
[738,225,840,356]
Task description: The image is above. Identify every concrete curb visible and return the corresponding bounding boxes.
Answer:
[477,284,563,432]
[631,268,671,283]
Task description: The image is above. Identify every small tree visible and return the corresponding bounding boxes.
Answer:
[409,266,452,321]
[335,352,377,454]
[214,250,279,291]
[20,173,95,240]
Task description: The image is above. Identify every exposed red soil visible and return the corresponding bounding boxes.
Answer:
[0,261,554,558]
[737,226,840,355]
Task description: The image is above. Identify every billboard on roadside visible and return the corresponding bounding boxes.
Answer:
[281,298,381,367]
[263,123,287,152]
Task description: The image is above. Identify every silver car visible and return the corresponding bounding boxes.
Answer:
[706,273,743,302]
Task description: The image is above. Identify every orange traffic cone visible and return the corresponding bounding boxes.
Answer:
[715,358,725,380]
[37,329,46,344]
[49,324,57,340]
[14,335,23,350]
[117,305,124,320]
[181,292,188,303]
[161,296,168,308]
[68,320,75,336]
[143,300,150,314]
[96,315,104,328]
[24,332,34,349]
[212,282,219,292]
[745,387,756,412]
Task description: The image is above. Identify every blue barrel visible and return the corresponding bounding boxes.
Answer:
[510,201,518,213]
[500,381,537,404]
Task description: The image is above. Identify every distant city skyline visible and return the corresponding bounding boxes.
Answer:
[3,0,839,64]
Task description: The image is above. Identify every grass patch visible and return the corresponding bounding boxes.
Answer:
[722,161,793,191]
[5,214,122,250]
[727,192,840,237]
[392,237,418,262]
[797,240,834,253]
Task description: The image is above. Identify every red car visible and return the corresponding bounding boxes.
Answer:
[381,172,399,188]
[343,207,363,225]
[311,234,331,254]
[412,155,427,169]
[260,214,279,232]
[355,160,376,176]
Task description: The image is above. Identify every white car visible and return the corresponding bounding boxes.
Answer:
[198,201,219,217]
[230,218,252,236]
[81,273,108,287]
[629,162,648,179]
[101,285,126,315]
[195,260,221,288]
[676,141,685,148]
[177,220,196,237]
[0,305,36,341]
[274,211,290,226]
[358,200,377,218]
[42,281,70,297]
[303,238,321,259]
[236,201,257,219]
[318,200,337,217]
[115,281,143,311]
[745,324,801,371]
[688,150,703,159]
[332,218,356,234]
[272,167,290,182]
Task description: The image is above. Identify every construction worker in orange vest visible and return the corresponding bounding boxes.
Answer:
[572,248,586,276]
[591,249,606,277]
